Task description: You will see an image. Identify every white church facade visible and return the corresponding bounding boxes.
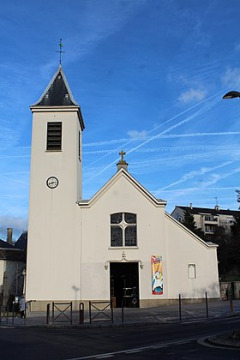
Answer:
[26,66,220,310]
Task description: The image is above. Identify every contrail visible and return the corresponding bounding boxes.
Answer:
[154,131,240,139]
[83,131,240,151]
[159,161,234,191]
[158,185,239,194]
[126,95,221,156]
[84,88,226,168]
[0,174,28,185]
[83,89,225,184]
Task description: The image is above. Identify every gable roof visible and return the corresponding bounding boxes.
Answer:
[0,239,15,249]
[175,205,239,217]
[0,239,25,261]
[15,231,27,250]
[78,168,167,207]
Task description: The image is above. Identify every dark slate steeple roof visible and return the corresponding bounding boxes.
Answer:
[31,65,85,130]
[32,66,79,106]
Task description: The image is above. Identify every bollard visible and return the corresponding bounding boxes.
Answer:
[227,286,233,312]
[122,298,124,324]
[46,303,50,324]
[79,302,84,324]
[178,294,182,321]
[205,292,209,318]
[12,302,16,325]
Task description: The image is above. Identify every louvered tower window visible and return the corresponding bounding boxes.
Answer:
[47,122,62,150]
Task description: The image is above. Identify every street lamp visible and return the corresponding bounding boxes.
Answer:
[222,90,240,99]
[222,91,240,205]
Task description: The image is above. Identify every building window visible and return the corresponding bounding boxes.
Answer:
[205,215,211,221]
[47,122,62,150]
[188,264,196,279]
[205,224,215,233]
[110,213,137,247]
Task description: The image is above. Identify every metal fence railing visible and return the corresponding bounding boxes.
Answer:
[52,302,73,325]
[89,301,113,324]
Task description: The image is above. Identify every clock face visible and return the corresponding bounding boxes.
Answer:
[46,176,59,189]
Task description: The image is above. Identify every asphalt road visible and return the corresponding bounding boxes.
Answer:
[0,316,240,359]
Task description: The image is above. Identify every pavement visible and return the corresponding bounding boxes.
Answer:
[1,299,240,349]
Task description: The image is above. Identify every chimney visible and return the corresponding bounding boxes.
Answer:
[7,228,13,245]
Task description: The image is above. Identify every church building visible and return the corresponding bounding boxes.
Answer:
[26,66,220,310]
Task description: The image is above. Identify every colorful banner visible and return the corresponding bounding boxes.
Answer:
[151,255,163,295]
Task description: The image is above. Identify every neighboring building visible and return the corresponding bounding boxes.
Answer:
[171,204,239,239]
[26,66,220,310]
[0,229,26,306]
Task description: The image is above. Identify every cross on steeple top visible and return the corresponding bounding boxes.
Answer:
[57,38,65,65]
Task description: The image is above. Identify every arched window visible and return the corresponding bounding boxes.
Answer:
[110,213,137,247]
[188,264,196,279]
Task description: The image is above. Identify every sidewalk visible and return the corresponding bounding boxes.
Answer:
[1,299,239,328]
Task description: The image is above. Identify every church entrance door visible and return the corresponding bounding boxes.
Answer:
[110,262,139,308]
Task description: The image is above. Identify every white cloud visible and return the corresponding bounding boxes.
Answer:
[178,88,206,104]
[0,215,28,241]
[127,130,147,140]
[235,43,240,52]
[221,67,240,88]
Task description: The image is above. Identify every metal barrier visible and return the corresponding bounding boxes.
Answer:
[0,306,9,325]
[52,302,72,325]
[178,293,209,321]
[89,301,113,324]
[12,302,19,324]
[0,303,19,325]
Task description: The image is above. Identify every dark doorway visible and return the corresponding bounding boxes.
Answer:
[110,262,139,308]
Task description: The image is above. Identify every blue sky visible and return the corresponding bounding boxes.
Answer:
[1,0,240,240]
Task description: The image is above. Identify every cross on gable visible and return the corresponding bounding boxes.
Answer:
[119,150,126,162]
[117,150,128,171]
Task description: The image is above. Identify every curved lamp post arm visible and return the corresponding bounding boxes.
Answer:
[223,90,240,99]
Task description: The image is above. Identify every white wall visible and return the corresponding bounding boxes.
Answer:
[26,107,83,301]
[79,173,167,302]
[27,149,220,304]
[78,172,219,303]
[165,214,219,298]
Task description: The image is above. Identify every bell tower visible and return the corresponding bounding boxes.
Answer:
[26,66,85,303]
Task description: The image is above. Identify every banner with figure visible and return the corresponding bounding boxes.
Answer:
[151,255,163,295]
